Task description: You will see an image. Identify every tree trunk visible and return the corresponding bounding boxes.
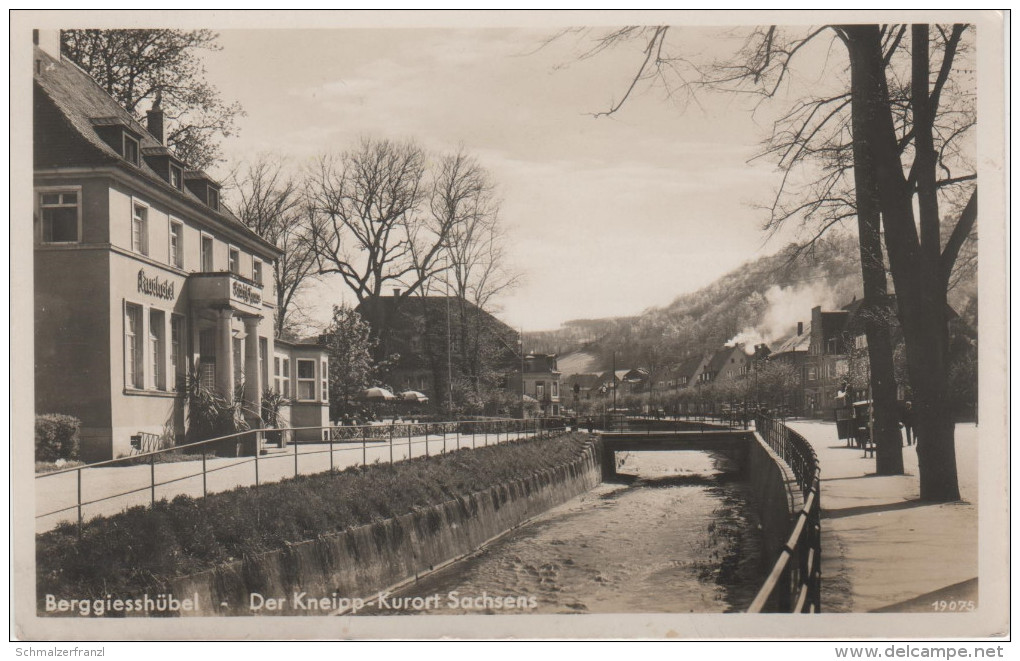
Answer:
[847,36,905,475]
[842,24,960,501]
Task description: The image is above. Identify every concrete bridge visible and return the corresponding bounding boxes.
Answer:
[596,429,756,479]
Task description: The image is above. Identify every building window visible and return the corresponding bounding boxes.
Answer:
[150,309,165,390]
[208,187,219,211]
[39,190,80,243]
[123,134,139,165]
[132,203,149,255]
[807,366,818,382]
[171,315,186,389]
[198,329,216,391]
[274,356,282,394]
[551,381,558,398]
[321,360,328,402]
[169,165,183,190]
[253,259,263,285]
[536,382,545,400]
[124,303,143,389]
[282,357,291,398]
[297,359,315,401]
[228,246,240,275]
[169,220,183,268]
[260,338,268,390]
[201,234,214,271]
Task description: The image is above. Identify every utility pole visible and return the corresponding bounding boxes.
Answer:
[611,350,617,431]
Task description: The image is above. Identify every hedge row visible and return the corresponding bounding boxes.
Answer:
[37,431,589,600]
[35,414,81,462]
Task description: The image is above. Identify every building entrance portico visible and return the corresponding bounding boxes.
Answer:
[190,272,271,423]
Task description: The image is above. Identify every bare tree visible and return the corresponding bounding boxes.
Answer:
[227,155,317,338]
[307,138,462,350]
[552,23,977,498]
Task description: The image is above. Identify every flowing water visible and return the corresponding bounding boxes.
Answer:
[364,451,764,615]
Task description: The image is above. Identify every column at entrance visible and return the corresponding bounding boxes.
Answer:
[215,308,234,396]
[243,316,262,421]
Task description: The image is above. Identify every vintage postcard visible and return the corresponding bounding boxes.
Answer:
[10,9,1009,643]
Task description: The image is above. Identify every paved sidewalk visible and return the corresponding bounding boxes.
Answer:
[35,428,537,534]
[786,419,978,613]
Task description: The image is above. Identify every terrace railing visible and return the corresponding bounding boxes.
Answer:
[748,415,822,614]
[35,417,568,534]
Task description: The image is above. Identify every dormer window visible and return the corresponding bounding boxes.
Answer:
[208,187,219,211]
[123,134,139,166]
[170,164,183,190]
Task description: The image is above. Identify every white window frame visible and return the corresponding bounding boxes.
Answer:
[170,314,186,390]
[149,309,166,391]
[131,199,149,256]
[168,218,184,269]
[200,232,215,272]
[297,359,316,401]
[252,257,263,285]
[228,245,240,275]
[321,360,328,402]
[37,186,82,244]
[169,164,184,191]
[124,302,144,390]
[282,357,291,398]
[123,133,140,166]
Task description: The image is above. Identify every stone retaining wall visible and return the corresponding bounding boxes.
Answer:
[170,439,602,616]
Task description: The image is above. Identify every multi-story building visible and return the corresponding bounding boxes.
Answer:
[520,353,562,417]
[33,36,327,460]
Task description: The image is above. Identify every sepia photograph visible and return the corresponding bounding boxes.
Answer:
[10,9,1009,644]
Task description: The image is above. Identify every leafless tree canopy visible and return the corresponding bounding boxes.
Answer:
[227,155,317,338]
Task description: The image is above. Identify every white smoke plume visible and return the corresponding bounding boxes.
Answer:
[727,282,841,351]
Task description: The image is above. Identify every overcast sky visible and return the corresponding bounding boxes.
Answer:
[203,26,828,331]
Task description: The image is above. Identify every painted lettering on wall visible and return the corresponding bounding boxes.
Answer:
[231,279,262,306]
[137,269,175,301]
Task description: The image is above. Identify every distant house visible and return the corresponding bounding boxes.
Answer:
[355,293,518,408]
[562,372,601,405]
[699,344,752,384]
[769,321,811,416]
[597,367,648,398]
[519,353,562,417]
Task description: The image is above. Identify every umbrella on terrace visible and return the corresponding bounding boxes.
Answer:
[400,390,429,403]
[362,387,397,401]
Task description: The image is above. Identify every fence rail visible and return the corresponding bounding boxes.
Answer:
[748,415,822,614]
[35,417,568,533]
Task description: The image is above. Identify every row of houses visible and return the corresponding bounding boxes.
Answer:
[562,298,907,419]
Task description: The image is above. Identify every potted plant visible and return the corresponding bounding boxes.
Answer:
[261,388,287,448]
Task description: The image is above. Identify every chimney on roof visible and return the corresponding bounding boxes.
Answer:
[146,91,164,144]
[797,321,803,336]
[392,288,401,297]
[34,29,62,62]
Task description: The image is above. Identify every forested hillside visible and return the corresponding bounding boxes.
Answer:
[531,230,977,377]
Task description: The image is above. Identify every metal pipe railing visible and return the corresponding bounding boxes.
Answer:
[748,415,822,613]
[35,417,568,534]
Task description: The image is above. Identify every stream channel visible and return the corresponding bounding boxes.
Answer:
[364,450,764,615]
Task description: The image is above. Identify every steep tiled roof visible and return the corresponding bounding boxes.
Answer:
[33,46,279,257]
[772,328,811,354]
[707,346,743,373]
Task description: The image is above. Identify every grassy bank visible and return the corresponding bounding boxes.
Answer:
[38,432,590,600]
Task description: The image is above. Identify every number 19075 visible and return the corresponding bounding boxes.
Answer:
[932,600,976,612]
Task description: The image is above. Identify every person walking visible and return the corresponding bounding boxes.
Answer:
[900,401,915,446]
